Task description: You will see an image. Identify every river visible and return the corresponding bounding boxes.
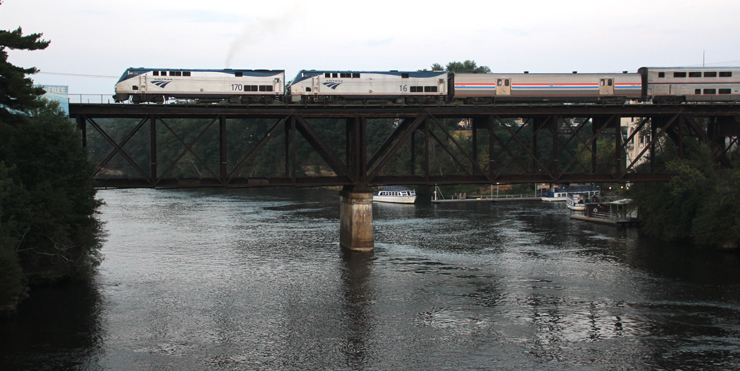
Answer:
[2,188,740,370]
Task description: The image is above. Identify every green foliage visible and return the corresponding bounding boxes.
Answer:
[0,162,26,304]
[0,27,50,116]
[628,141,740,248]
[0,16,103,309]
[1,101,104,285]
[575,138,617,173]
[444,60,491,73]
[690,168,740,247]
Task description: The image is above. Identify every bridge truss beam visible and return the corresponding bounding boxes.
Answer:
[70,103,740,189]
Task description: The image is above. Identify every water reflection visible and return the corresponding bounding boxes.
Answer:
[2,188,739,370]
[0,279,103,371]
[339,248,375,368]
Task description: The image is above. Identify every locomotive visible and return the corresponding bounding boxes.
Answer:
[113,66,740,105]
[113,68,285,104]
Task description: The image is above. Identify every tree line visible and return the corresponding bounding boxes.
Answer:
[0,23,104,312]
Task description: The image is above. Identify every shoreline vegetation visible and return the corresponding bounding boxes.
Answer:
[0,24,104,313]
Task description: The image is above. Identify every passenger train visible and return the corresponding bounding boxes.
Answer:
[113,66,740,105]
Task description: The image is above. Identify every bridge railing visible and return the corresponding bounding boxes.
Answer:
[69,94,119,104]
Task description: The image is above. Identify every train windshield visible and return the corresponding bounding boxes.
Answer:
[117,68,151,83]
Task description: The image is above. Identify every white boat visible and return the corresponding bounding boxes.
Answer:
[566,186,600,211]
[373,186,417,204]
[541,188,568,202]
[542,185,598,203]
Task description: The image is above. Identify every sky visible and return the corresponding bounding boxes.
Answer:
[2,0,740,98]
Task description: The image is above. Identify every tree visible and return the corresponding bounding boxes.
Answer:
[0,27,50,117]
[445,60,491,73]
[627,141,740,248]
[423,61,490,73]
[0,16,103,311]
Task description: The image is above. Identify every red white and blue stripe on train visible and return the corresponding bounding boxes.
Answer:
[113,66,740,104]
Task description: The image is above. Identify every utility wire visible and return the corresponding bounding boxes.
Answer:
[37,71,118,78]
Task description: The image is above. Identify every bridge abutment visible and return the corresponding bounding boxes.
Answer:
[339,190,374,252]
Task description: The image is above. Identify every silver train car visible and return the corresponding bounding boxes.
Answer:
[288,70,448,104]
[639,67,740,103]
[452,72,643,103]
[114,68,285,104]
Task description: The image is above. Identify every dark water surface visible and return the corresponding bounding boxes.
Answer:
[2,188,740,370]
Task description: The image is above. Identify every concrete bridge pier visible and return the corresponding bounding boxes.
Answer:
[339,188,374,252]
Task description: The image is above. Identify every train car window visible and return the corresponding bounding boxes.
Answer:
[160,71,167,76]
[704,89,716,94]
[658,72,665,78]
[704,72,717,77]
[352,73,360,78]
[719,89,732,94]
[505,79,510,86]
[695,89,702,94]
[402,73,409,78]
[425,86,438,92]
[720,71,733,77]
[265,86,273,92]
[497,79,502,86]
[183,71,191,77]
[234,72,242,77]
[248,85,258,91]
[306,87,311,92]
[332,73,338,78]
[689,72,702,77]
[325,73,331,78]
[153,71,159,76]
[132,86,138,90]
[410,86,421,92]
[600,80,605,86]
[608,79,613,86]
[340,73,351,78]
[673,72,687,78]
[259,85,266,91]
[170,71,182,76]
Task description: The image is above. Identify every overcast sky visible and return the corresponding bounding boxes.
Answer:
[2,0,740,96]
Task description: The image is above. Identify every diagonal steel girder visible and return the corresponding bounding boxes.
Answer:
[551,116,597,174]
[292,115,357,183]
[557,115,619,180]
[620,113,681,179]
[85,116,152,183]
[682,115,733,168]
[366,115,427,184]
[367,117,414,170]
[226,116,288,183]
[156,116,221,184]
[427,115,491,181]
[494,115,556,180]
[488,116,536,174]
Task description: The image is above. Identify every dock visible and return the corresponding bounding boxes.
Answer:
[569,214,640,227]
[569,198,640,227]
[432,194,541,203]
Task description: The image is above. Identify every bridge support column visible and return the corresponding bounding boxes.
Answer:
[339,189,374,252]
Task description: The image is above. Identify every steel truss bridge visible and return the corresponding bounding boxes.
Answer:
[69,103,740,190]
